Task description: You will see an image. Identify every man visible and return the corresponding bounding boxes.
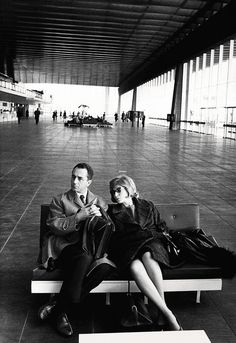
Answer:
[34,107,40,124]
[40,162,114,337]
[16,105,23,124]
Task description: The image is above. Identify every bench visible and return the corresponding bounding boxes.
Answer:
[31,203,222,304]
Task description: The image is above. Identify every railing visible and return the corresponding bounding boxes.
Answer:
[223,123,236,140]
[0,80,32,97]
[0,79,52,106]
[181,120,205,125]
[149,117,169,127]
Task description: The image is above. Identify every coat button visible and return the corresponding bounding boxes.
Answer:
[173,214,177,219]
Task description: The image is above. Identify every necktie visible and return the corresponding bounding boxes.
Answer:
[80,194,85,204]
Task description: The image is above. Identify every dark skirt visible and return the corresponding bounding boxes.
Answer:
[136,237,172,268]
[112,235,178,272]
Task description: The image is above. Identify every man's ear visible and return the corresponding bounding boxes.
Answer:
[87,179,92,187]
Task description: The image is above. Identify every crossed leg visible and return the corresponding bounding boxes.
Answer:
[130,251,180,330]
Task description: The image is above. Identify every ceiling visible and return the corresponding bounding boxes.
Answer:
[1,0,235,94]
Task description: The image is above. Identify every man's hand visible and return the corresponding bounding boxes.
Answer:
[87,204,102,217]
[75,204,102,223]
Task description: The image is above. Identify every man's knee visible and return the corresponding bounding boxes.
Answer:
[74,252,93,269]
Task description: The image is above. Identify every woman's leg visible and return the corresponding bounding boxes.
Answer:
[130,257,180,330]
[141,251,165,300]
[141,251,166,325]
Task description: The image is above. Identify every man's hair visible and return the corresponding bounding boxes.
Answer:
[72,162,94,180]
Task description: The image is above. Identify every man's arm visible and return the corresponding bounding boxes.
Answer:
[46,195,92,235]
[46,193,107,236]
[46,196,79,235]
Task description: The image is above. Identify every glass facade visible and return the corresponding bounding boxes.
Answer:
[121,38,236,139]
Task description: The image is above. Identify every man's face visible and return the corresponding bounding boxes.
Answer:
[71,168,92,193]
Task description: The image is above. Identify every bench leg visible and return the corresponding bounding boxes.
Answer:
[106,293,111,305]
[196,291,201,303]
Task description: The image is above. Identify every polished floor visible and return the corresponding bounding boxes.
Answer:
[0,117,236,343]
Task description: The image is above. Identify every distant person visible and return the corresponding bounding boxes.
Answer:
[129,111,134,127]
[52,111,57,121]
[121,111,125,122]
[142,114,146,127]
[137,112,140,127]
[34,108,41,125]
[25,109,29,119]
[63,111,67,119]
[114,113,118,122]
[16,105,23,124]
[102,112,106,121]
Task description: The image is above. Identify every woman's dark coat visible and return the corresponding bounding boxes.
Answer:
[107,198,171,271]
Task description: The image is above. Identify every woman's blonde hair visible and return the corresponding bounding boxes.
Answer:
[109,174,139,202]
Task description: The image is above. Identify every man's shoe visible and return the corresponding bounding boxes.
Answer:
[56,312,73,337]
[38,301,57,321]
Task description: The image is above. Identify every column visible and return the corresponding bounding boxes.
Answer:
[170,64,183,130]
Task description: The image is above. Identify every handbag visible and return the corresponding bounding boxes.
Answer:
[170,229,217,263]
[159,220,185,267]
[170,229,236,278]
[121,294,153,328]
[121,284,153,328]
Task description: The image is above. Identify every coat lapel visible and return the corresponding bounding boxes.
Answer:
[68,189,96,207]
[111,203,134,223]
[111,198,152,227]
[133,198,152,228]
[86,190,97,205]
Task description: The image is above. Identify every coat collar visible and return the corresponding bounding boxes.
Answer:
[110,198,152,227]
[68,189,96,207]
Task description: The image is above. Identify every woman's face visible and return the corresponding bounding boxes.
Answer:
[111,185,130,204]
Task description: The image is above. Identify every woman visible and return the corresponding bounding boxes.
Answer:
[107,174,182,331]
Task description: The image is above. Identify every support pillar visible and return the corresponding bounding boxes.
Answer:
[170,64,183,130]
[105,87,110,116]
[117,94,121,115]
[184,62,191,121]
[131,87,137,111]
[131,88,137,127]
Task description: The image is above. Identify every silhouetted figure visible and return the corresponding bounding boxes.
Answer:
[121,111,125,122]
[142,114,146,127]
[52,111,57,121]
[34,108,40,125]
[129,111,134,127]
[16,105,24,124]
